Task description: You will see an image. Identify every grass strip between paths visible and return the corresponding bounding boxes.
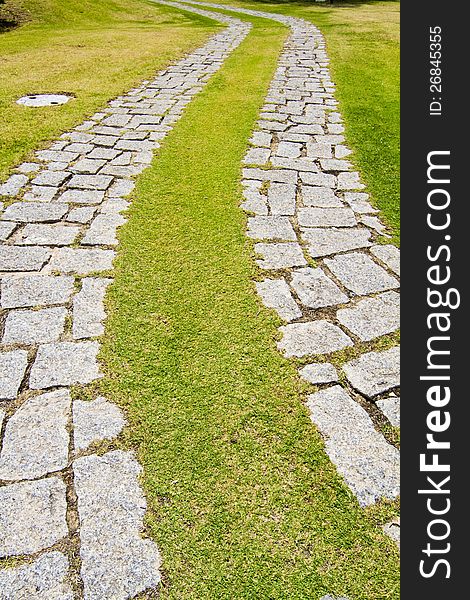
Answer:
[99,11,400,600]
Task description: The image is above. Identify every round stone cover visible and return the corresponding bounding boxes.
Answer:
[16,94,72,107]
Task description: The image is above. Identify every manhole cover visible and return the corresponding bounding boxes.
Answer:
[16,94,72,107]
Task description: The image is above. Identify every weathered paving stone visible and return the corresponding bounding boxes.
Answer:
[24,185,59,202]
[241,188,268,215]
[0,174,28,197]
[377,395,400,427]
[108,179,134,198]
[15,223,80,246]
[343,192,378,214]
[319,158,351,172]
[2,307,67,345]
[0,477,68,556]
[343,347,400,398]
[1,274,75,308]
[2,202,68,223]
[68,174,113,190]
[255,242,307,270]
[66,206,97,223]
[57,189,105,205]
[0,551,73,600]
[17,162,41,174]
[383,519,400,547]
[270,157,318,172]
[0,389,71,480]
[255,278,301,322]
[243,167,296,184]
[306,385,400,506]
[290,267,348,308]
[47,248,115,274]
[36,150,78,163]
[31,170,70,187]
[0,350,28,399]
[360,215,386,234]
[276,141,302,158]
[301,186,343,208]
[73,278,112,339]
[81,213,126,246]
[250,131,272,147]
[63,142,95,154]
[73,396,126,451]
[278,320,352,357]
[73,451,161,600]
[300,172,336,188]
[243,147,270,165]
[30,341,102,389]
[0,222,17,242]
[301,227,372,258]
[306,142,332,159]
[299,362,339,384]
[0,246,51,272]
[267,182,296,215]
[247,216,296,241]
[324,252,399,295]
[336,171,364,190]
[298,207,356,228]
[337,291,400,341]
[371,244,400,276]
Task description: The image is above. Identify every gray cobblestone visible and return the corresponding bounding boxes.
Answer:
[255,242,307,270]
[301,227,372,257]
[0,350,28,399]
[0,478,68,556]
[2,202,68,223]
[343,347,400,398]
[278,320,352,357]
[1,274,75,308]
[290,267,348,308]
[336,291,400,341]
[255,278,301,321]
[2,307,67,345]
[324,252,399,295]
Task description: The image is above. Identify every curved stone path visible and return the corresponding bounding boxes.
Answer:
[0,5,250,598]
[182,0,400,516]
[0,1,399,597]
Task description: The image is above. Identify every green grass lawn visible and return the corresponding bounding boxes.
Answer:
[99,10,400,599]
[196,0,400,243]
[0,0,217,180]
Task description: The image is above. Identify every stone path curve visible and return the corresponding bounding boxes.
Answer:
[0,5,250,598]
[182,0,401,520]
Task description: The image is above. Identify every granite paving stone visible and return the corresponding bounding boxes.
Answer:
[247,216,296,241]
[0,389,71,480]
[73,397,126,451]
[306,386,399,506]
[0,350,28,399]
[301,227,372,257]
[0,551,73,600]
[255,278,301,321]
[377,396,400,427]
[2,307,67,345]
[31,170,70,187]
[278,320,353,357]
[73,451,161,600]
[290,267,348,308]
[73,278,112,338]
[15,223,80,246]
[29,341,102,389]
[68,175,113,190]
[46,248,115,274]
[371,244,400,276]
[324,252,399,295]
[343,347,400,398]
[336,291,400,341]
[0,274,75,308]
[2,202,68,223]
[0,478,68,556]
[298,207,356,228]
[301,186,343,208]
[299,362,339,384]
[255,242,307,270]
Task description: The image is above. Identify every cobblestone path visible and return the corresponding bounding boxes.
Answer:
[0,1,399,597]
[0,5,250,598]
[183,0,400,529]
